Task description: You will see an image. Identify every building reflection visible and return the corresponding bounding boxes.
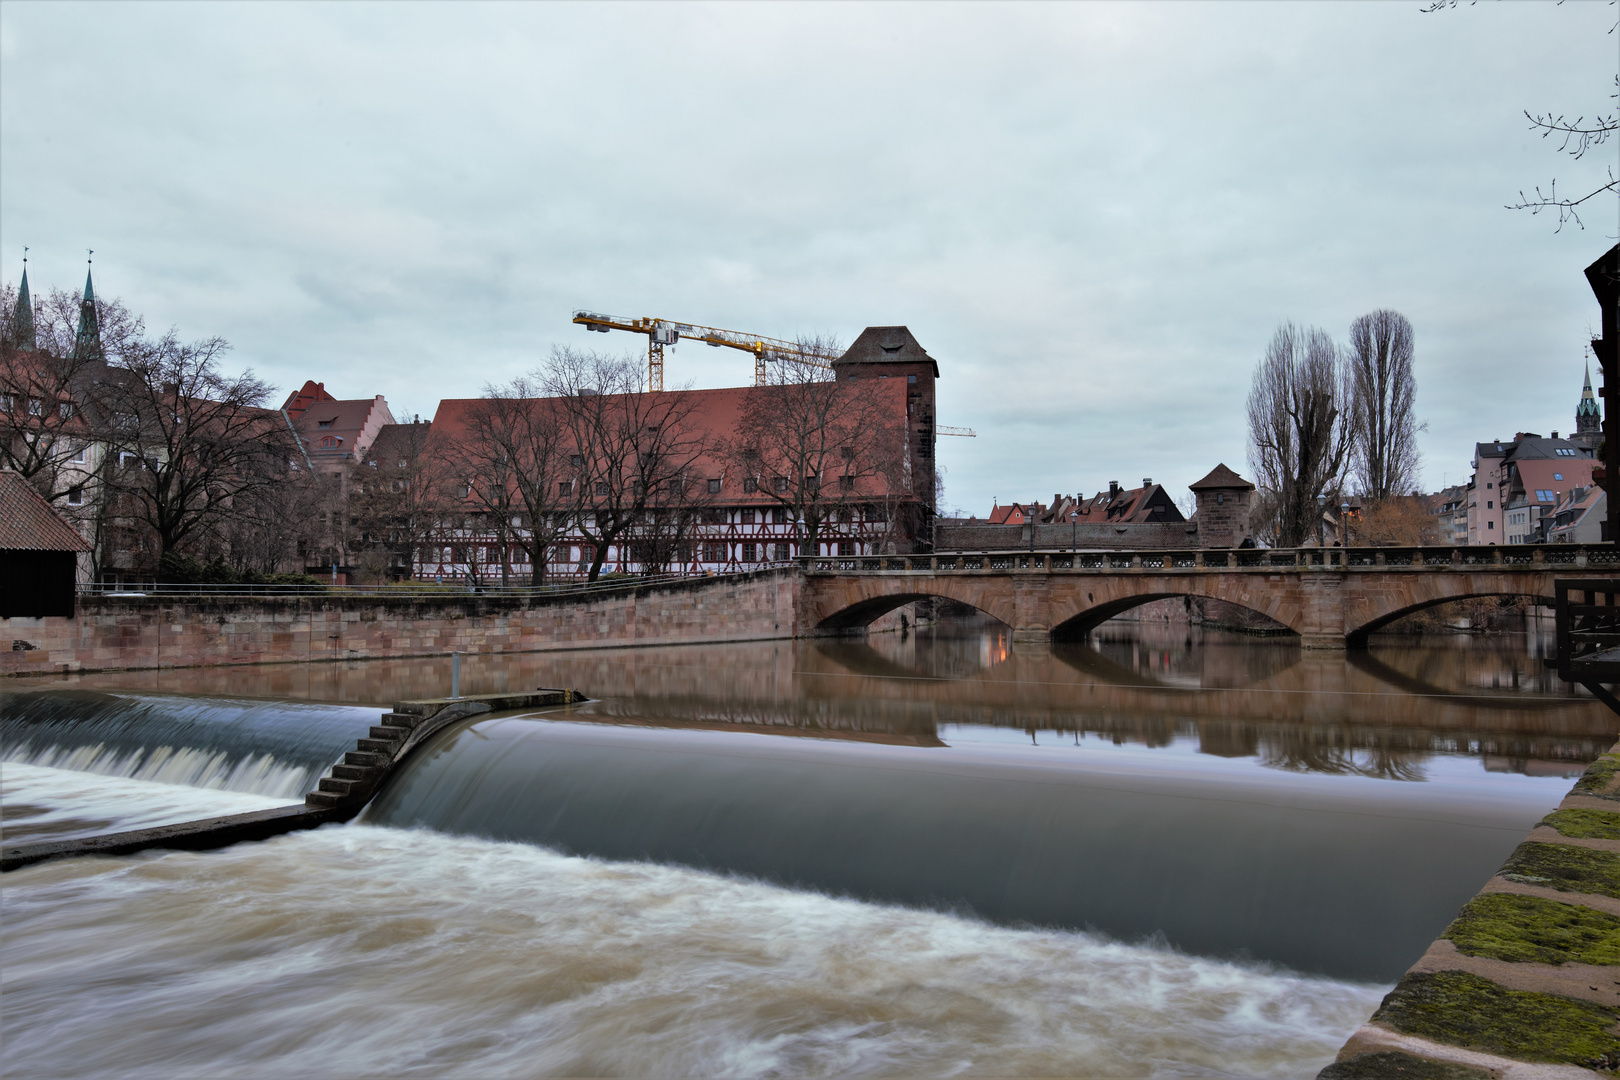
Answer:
[10,617,1611,781]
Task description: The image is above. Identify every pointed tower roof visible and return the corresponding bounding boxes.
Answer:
[7,253,35,351]
[72,261,101,360]
[1580,362,1601,418]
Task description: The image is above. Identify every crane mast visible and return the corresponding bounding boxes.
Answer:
[572,311,832,391]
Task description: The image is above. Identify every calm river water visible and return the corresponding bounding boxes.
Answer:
[1,619,1610,1078]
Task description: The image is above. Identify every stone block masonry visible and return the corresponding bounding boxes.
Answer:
[1321,742,1620,1077]
[1,570,802,676]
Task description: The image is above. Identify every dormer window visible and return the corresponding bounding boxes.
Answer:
[317,419,334,429]
[320,435,342,448]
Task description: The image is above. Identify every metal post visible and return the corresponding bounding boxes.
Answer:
[451,651,460,698]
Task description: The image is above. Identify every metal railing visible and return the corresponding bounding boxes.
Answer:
[804,542,1616,575]
[76,571,730,599]
[1551,578,1620,714]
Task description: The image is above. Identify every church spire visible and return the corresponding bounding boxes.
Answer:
[72,251,101,361]
[7,248,35,350]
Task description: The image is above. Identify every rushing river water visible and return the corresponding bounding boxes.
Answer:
[1,619,1611,1078]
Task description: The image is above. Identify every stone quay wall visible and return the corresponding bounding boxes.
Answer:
[1,570,802,676]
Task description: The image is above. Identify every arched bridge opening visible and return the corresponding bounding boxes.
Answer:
[812,591,1009,635]
[1346,591,1555,648]
[1051,592,1296,643]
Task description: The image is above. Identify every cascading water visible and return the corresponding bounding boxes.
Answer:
[363,709,1564,984]
[1,689,379,800]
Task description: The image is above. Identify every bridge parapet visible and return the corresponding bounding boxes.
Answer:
[806,543,1618,575]
[800,544,1616,649]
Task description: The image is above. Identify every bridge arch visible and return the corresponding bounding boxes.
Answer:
[1345,589,1554,646]
[1050,591,1292,643]
[807,579,1013,633]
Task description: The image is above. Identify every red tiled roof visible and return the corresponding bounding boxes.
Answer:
[0,471,91,552]
[427,380,913,504]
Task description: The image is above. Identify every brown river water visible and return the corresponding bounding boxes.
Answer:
[1,618,1611,1078]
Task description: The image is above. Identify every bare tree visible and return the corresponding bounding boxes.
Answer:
[99,331,296,566]
[0,285,144,509]
[1247,322,1357,547]
[440,376,573,587]
[544,347,710,582]
[721,341,908,559]
[348,419,445,582]
[1346,309,1422,501]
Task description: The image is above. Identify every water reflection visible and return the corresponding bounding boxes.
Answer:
[8,618,1612,782]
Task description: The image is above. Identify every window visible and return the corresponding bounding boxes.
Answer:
[1554,473,1563,482]
[317,419,333,429]
[741,508,756,524]
[558,480,574,496]
[743,477,758,493]
[1487,500,1492,509]
[1215,492,1226,505]
[838,541,854,556]
[841,446,855,461]
[774,543,793,561]
[708,478,721,494]
[840,475,855,492]
[399,459,408,468]
[1487,521,1494,530]
[846,374,857,381]
[0,394,11,411]
[27,398,43,416]
[701,542,726,563]
[907,374,916,384]
[58,402,73,419]
[742,543,757,562]
[66,486,83,506]
[457,484,471,498]
[69,444,87,463]
[1486,483,1492,490]
[570,454,583,467]
[320,436,341,448]
[774,476,788,493]
[594,481,609,495]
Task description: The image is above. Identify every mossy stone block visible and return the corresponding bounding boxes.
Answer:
[1444,892,1620,965]
[1573,754,1620,801]
[1373,970,1620,1067]
[1542,807,1620,841]
[1316,1051,1492,1079]
[1499,842,1620,900]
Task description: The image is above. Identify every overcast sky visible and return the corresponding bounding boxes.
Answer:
[2,2,1615,513]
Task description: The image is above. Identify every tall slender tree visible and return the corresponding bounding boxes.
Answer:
[1346,309,1421,501]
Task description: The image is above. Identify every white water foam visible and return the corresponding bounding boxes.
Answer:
[2,762,294,843]
[2,741,319,799]
[1,768,1386,1079]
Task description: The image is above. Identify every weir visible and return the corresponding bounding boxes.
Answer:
[0,689,583,871]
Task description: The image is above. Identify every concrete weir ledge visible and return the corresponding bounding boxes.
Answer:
[1322,741,1620,1078]
[0,689,583,873]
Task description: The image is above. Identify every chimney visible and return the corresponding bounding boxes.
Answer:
[1553,430,1560,439]
[1109,480,1120,500]
[1143,478,1152,488]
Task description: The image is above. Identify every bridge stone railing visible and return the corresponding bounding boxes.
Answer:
[805,543,1619,575]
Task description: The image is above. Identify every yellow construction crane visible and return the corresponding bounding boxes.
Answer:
[572,311,833,391]
[571,310,976,437]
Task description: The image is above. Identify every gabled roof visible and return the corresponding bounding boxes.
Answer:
[987,502,1040,525]
[1189,463,1254,491]
[833,326,940,377]
[0,471,91,552]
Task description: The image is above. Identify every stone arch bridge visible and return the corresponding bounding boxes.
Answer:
[798,545,1617,649]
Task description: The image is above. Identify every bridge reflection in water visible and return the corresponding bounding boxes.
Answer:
[17,617,1610,782]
